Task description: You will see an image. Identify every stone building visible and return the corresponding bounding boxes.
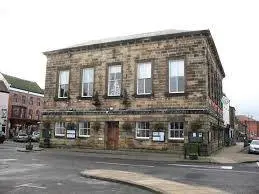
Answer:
[42,29,225,155]
[0,73,44,138]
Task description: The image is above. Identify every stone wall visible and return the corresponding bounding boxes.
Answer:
[42,31,225,155]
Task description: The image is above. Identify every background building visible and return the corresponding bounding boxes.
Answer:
[0,72,44,138]
[237,115,258,138]
[0,80,9,135]
[42,29,225,155]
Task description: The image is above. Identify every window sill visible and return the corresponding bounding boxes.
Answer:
[54,97,70,101]
[78,135,90,138]
[164,92,185,97]
[168,138,184,140]
[77,96,92,100]
[135,137,150,140]
[103,94,122,99]
[55,134,65,138]
[133,93,154,98]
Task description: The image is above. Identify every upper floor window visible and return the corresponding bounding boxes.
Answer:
[169,60,185,93]
[168,122,184,140]
[82,68,94,97]
[22,96,26,104]
[29,97,33,105]
[55,122,66,137]
[13,94,18,102]
[135,122,150,139]
[137,62,152,95]
[79,121,91,137]
[37,98,41,106]
[58,70,69,98]
[108,65,121,96]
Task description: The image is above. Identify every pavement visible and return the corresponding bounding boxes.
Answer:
[81,169,228,194]
[210,142,259,163]
[52,142,259,164]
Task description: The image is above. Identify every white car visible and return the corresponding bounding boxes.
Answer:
[248,140,259,154]
[31,131,40,142]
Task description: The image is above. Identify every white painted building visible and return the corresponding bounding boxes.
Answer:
[0,79,9,134]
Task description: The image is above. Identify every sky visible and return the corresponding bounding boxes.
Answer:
[0,0,259,120]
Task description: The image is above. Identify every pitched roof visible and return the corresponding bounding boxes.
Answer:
[2,73,44,94]
[0,80,9,93]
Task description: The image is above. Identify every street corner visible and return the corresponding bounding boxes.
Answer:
[80,169,228,194]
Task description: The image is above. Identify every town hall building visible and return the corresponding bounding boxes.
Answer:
[42,29,225,155]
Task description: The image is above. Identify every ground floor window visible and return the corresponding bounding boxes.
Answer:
[136,122,150,139]
[168,122,184,140]
[55,122,66,137]
[79,121,90,137]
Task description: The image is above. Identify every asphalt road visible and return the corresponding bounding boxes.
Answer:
[1,141,259,194]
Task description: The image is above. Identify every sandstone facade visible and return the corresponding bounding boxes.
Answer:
[42,30,225,155]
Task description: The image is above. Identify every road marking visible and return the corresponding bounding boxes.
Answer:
[0,159,17,162]
[95,161,154,168]
[15,183,46,189]
[168,163,233,170]
[257,162,259,168]
[220,166,233,170]
[191,168,259,174]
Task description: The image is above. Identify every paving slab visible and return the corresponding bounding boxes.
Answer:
[81,169,229,194]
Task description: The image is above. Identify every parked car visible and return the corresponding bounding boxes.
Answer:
[14,133,29,142]
[31,131,40,142]
[0,131,5,144]
[248,139,259,154]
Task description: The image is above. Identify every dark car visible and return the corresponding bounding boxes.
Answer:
[0,131,5,144]
[14,133,29,142]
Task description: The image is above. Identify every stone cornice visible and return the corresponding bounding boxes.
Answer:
[42,108,210,116]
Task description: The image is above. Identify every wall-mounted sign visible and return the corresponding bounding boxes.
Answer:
[67,130,75,139]
[188,132,203,143]
[152,132,165,142]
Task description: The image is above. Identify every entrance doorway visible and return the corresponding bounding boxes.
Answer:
[105,121,119,150]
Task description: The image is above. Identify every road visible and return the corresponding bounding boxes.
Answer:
[1,141,259,194]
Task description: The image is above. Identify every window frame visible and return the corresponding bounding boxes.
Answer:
[107,65,122,97]
[58,70,70,99]
[135,122,150,140]
[78,121,91,138]
[22,96,26,104]
[81,68,94,97]
[137,62,152,95]
[168,59,185,94]
[37,98,41,106]
[29,97,33,105]
[168,122,184,140]
[55,122,66,137]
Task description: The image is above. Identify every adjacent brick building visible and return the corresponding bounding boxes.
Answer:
[42,29,225,155]
[0,73,44,138]
[237,115,259,138]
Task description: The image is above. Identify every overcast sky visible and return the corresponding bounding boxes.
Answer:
[0,0,258,120]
